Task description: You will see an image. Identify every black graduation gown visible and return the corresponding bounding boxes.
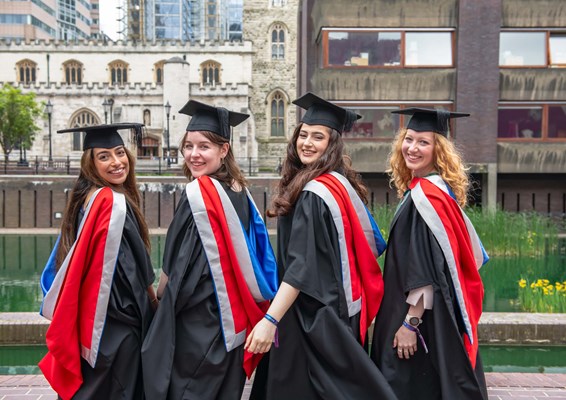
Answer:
[141,186,250,400]
[251,192,397,400]
[72,203,155,400]
[370,195,487,400]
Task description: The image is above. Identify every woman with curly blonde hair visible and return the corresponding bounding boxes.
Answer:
[371,108,490,400]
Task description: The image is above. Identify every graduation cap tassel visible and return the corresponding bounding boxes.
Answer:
[217,107,230,140]
[437,109,451,138]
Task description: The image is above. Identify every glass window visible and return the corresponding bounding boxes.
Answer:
[547,106,566,138]
[327,31,401,67]
[405,32,452,66]
[343,107,400,138]
[498,107,543,138]
[549,34,566,66]
[500,32,546,66]
[270,93,285,136]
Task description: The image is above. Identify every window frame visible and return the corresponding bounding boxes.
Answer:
[497,103,566,142]
[269,91,286,137]
[320,28,455,69]
[499,29,566,68]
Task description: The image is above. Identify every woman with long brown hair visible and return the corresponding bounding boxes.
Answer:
[370,108,489,399]
[142,100,278,400]
[39,123,156,400]
[245,93,396,399]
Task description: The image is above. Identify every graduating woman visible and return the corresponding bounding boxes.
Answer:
[370,108,489,399]
[39,123,156,400]
[245,93,396,400]
[141,100,278,399]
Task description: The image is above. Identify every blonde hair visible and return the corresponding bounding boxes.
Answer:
[388,128,469,207]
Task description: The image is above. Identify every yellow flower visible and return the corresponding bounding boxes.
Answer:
[519,279,527,288]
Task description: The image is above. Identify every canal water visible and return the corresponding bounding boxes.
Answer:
[0,234,565,374]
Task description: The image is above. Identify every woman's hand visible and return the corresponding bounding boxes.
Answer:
[393,324,417,359]
[244,318,277,354]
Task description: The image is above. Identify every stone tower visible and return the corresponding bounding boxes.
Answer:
[243,0,299,170]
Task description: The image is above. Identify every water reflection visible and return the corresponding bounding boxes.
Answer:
[0,234,564,313]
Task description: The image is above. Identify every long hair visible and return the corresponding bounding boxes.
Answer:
[268,123,368,217]
[388,128,469,207]
[55,147,151,269]
[180,130,248,188]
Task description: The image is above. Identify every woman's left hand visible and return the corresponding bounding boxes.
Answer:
[393,324,417,359]
[244,318,277,354]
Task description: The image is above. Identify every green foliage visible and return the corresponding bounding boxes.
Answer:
[466,207,559,257]
[0,83,45,160]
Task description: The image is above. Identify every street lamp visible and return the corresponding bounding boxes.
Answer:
[102,99,115,124]
[45,100,53,165]
[164,101,171,167]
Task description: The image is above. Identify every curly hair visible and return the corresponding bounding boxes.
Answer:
[268,123,368,217]
[55,147,150,269]
[388,128,470,207]
[180,130,248,189]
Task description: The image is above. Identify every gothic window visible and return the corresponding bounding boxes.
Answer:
[63,60,83,85]
[109,60,129,85]
[272,0,286,6]
[154,60,165,85]
[16,59,37,84]
[270,91,286,136]
[70,110,100,151]
[201,60,221,85]
[271,24,285,60]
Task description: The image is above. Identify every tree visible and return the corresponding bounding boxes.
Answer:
[0,84,44,162]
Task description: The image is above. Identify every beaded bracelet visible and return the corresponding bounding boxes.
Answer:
[264,313,280,348]
[402,320,429,353]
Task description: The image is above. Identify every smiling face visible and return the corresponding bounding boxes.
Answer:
[296,123,331,165]
[181,131,229,178]
[93,146,130,186]
[401,129,436,177]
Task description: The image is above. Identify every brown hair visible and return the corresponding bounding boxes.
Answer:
[55,147,151,269]
[268,123,368,217]
[180,130,248,188]
[388,128,470,207]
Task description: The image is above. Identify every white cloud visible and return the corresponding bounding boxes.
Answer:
[99,0,122,41]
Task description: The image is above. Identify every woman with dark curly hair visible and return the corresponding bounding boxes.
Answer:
[246,93,396,400]
[39,123,156,400]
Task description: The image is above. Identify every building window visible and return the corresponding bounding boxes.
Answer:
[270,92,286,136]
[143,109,151,126]
[206,0,219,40]
[272,0,286,7]
[63,60,83,84]
[109,60,129,85]
[499,32,546,67]
[342,107,400,138]
[271,24,285,60]
[16,60,37,84]
[200,61,221,85]
[70,110,100,150]
[321,29,453,68]
[498,105,566,140]
[154,60,165,84]
[549,33,566,66]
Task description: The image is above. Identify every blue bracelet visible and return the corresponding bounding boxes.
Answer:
[264,313,279,326]
[264,314,279,348]
[402,320,429,353]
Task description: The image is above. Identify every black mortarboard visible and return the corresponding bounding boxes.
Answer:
[178,100,249,140]
[57,123,144,150]
[292,92,362,134]
[392,107,470,137]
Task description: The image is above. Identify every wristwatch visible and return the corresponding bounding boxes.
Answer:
[405,314,423,327]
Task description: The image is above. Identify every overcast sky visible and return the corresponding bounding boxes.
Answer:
[99,0,121,41]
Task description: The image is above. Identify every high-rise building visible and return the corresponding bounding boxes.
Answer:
[124,0,242,41]
[0,0,98,41]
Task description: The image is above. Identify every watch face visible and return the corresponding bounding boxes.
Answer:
[409,317,420,326]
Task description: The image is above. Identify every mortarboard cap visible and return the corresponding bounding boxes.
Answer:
[392,107,470,137]
[57,123,144,150]
[178,100,249,140]
[292,92,362,134]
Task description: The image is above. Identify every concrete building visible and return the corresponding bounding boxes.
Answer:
[0,0,99,41]
[297,0,566,214]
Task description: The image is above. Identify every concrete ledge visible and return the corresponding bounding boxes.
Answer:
[1,312,565,346]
